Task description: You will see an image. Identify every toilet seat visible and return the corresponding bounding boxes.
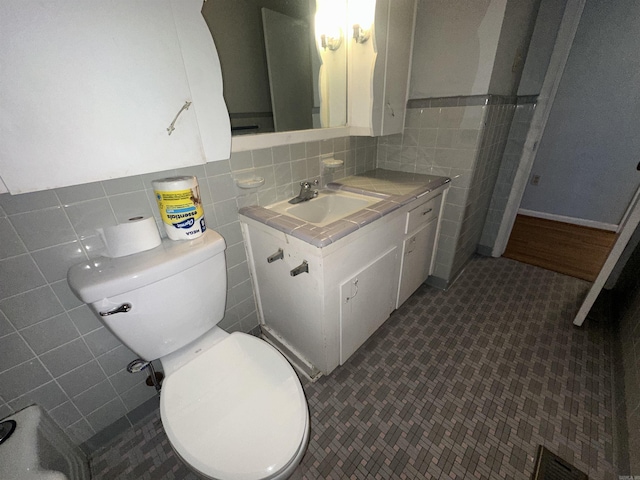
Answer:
[160,332,308,480]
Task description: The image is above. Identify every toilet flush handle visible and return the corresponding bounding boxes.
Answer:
[99,303,132,316]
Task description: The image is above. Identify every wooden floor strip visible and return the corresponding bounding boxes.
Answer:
[503,214,617,281]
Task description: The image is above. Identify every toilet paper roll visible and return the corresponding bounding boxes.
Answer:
[98,216,162,258]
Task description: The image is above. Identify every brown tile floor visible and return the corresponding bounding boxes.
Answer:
[90,256,618,479]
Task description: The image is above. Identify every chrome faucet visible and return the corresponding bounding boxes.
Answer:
[289,180,319,204]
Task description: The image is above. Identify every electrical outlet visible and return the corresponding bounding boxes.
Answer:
[530,175,541,186]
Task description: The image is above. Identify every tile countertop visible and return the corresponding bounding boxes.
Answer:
[238,169,451,248]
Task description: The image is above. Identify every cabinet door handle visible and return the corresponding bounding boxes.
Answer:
[167,101,192,136]
[422,208,433,216]
[386,102,395,117]
[345,279,359,303]
[267,248,284,263]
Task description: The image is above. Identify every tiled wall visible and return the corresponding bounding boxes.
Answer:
[479,100,537,253]
[376,96,515,285]
[456,103,515,273]
[0,136,369,447]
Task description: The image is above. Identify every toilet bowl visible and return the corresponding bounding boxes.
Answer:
[161,328,309,480]
[68,230,309,479]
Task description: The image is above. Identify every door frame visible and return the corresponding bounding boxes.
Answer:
[492,0,587,257]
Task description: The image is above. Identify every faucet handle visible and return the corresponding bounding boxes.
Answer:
[300,179,319,187]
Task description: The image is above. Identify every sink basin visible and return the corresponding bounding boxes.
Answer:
[267,190,381,226]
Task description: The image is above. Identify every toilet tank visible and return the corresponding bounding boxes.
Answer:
[68,230,227,361]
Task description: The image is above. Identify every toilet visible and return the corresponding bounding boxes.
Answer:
[67,230,309,480]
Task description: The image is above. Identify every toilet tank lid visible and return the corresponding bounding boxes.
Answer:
[67,230,226,304]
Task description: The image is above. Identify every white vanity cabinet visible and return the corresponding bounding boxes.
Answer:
[240,184,448,377]
[349,0,417,136]
[0,1,230,194]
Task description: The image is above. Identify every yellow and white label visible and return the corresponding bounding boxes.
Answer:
[154,187,206,240]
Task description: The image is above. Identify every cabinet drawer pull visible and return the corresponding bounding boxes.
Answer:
[267,248,284,263]
[290,261,309,276]
[422,208,433,216]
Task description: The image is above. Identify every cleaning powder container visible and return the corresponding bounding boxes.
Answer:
[152,176,206,240]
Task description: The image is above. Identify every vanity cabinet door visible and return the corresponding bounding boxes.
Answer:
[340,246,399,364]
[397,216,438,308]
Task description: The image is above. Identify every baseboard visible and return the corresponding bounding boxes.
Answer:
[260,325,323,381]
[518,208,618,232]
[82,395,160,456]
[476,244,494,257]
[425,275,449,290]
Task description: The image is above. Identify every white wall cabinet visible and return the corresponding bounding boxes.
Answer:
[0,1,230,194]
[240,184,447,377]
[349,0,417,136]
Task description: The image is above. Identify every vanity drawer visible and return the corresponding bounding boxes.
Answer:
[405,194,442,234]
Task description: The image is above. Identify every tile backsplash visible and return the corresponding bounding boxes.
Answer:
[0,136,372,446]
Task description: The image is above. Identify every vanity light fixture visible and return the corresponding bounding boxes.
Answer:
[349,0,375,44]
[352,23,370,43]
[321,30,343,51]
[316,0,346,51]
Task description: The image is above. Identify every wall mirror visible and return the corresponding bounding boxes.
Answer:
[202,0,347,137]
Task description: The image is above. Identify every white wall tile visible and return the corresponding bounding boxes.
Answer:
[208,174,236,202]
[108,191,155,224]
[31,241,87,283]
[0,311,15,338]
[20,314,79,355]
[64,198,117,239]
[57,361,107,398]
[119,381,156,412]
[0,333,34,372]
[40,339,95,378]
[50,280,84,310]
[0,255,47,300]
[0,285,64,330]
[49,401,82,428]
[73,379,118,416]
[0,359,52,400]
[85,398,127,433]
[67,305,102,335]
[8,380,68,412]
[96,345,137,377]
[0,217,26,259]
[109,368,145,395]
[0,191,59,215]
[10,207,76,251]
[65,418,95,444]
[83,327,121,357]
